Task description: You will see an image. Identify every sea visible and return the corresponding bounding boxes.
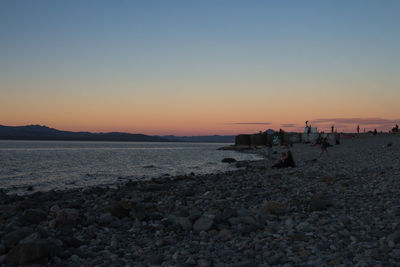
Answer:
[0,140,263,194]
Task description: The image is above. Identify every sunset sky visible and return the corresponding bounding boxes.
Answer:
[1,0,399,135]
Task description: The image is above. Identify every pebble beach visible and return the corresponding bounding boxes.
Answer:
[1,134,400,266]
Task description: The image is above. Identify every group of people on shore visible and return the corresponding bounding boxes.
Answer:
[270,135,332,169]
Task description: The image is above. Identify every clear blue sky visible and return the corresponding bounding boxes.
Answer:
[1,0,399,134]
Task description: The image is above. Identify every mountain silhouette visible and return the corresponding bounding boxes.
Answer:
[0,124,168,142]
[0,124,235,142]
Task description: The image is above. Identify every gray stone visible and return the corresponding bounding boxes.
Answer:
[388,231,400,244]
[231,259,257,267]
[193,214,215,232]
[19,232,41,244]
[0,242,5,255]
[99,213,115,225]
[185,256,196,265]
[49,204,60,214]
[309,195,333,211]
[260,201,286,216]
[19,209,47,224]
[197,259,211,267]
[149,254,163,265]
[3,228,33,247]
[6,239,51,265]
[105,201,132,219]
[222,158,237,163]
[56,208,80,226]
[0,255,6,265]
[228,216,258,226]
[174,217,192,230]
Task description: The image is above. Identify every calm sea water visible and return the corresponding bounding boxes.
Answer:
[0,140,262,194]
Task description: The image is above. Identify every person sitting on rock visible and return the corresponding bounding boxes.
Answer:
[285,151,295,167]
[272,152,286,168]
[272,151,295,168]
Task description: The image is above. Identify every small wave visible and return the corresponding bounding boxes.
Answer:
[1,141,261,194]
[143,165,157,169]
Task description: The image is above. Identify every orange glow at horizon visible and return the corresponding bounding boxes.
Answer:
[1,65,399,135]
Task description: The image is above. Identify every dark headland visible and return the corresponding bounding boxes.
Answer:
[0,125,235,143]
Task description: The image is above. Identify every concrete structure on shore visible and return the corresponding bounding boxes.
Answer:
[235,129,339,147]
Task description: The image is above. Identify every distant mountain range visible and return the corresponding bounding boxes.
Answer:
[0,125,235,143]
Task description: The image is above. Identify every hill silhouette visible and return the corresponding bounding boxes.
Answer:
[0,125,168,142]
[0,125,235,142]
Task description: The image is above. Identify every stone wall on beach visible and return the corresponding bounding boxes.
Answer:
[235,132,343,146]
[235,132,302,146]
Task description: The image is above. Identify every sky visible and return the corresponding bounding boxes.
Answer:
[1,0,399,135]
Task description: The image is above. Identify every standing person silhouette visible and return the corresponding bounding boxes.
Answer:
[320,138,329,156]
[331,125,334,133]
[357,125,360,134]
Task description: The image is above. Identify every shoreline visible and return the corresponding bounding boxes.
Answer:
[1,135,400,265]
[0,142,260,196]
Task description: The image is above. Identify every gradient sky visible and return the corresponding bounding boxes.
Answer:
[1,0,399,135]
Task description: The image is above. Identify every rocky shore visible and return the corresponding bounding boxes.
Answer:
[1,134,400,266]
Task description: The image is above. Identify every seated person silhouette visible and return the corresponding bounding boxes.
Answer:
[272,151,295,168]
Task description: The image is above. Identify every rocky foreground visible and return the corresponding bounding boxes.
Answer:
[1,134,400,266]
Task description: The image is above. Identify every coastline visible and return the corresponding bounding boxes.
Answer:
[1,134,400,265]
[0,141,261,195]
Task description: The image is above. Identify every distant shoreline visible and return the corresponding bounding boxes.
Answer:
[0,137,172,142]
[0,138,234,143]
[0,124,235,143]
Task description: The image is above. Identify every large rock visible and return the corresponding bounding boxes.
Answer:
[173,216,192,230]
[19,209,47,224]
[193,214,215,232]
[130,203,147,220]
[189,208,202,221]
[49,204,60,215]
[173,206,189,217]
[0,205,16,220]
[228,216,258,226]
[105,201,132,219]
[142,184,168,192]
[99,213,115,225]
[197,259,211,267]
[6,239,52,265]
[0,190,8,204]
[260,201,286,216]
[222,208,237,219]
[388,231,400,244]
[56,208,80,226]
[3,228,34,247]
[60,236,82,248]
[309,195,333,211]
[222,158,237,163]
